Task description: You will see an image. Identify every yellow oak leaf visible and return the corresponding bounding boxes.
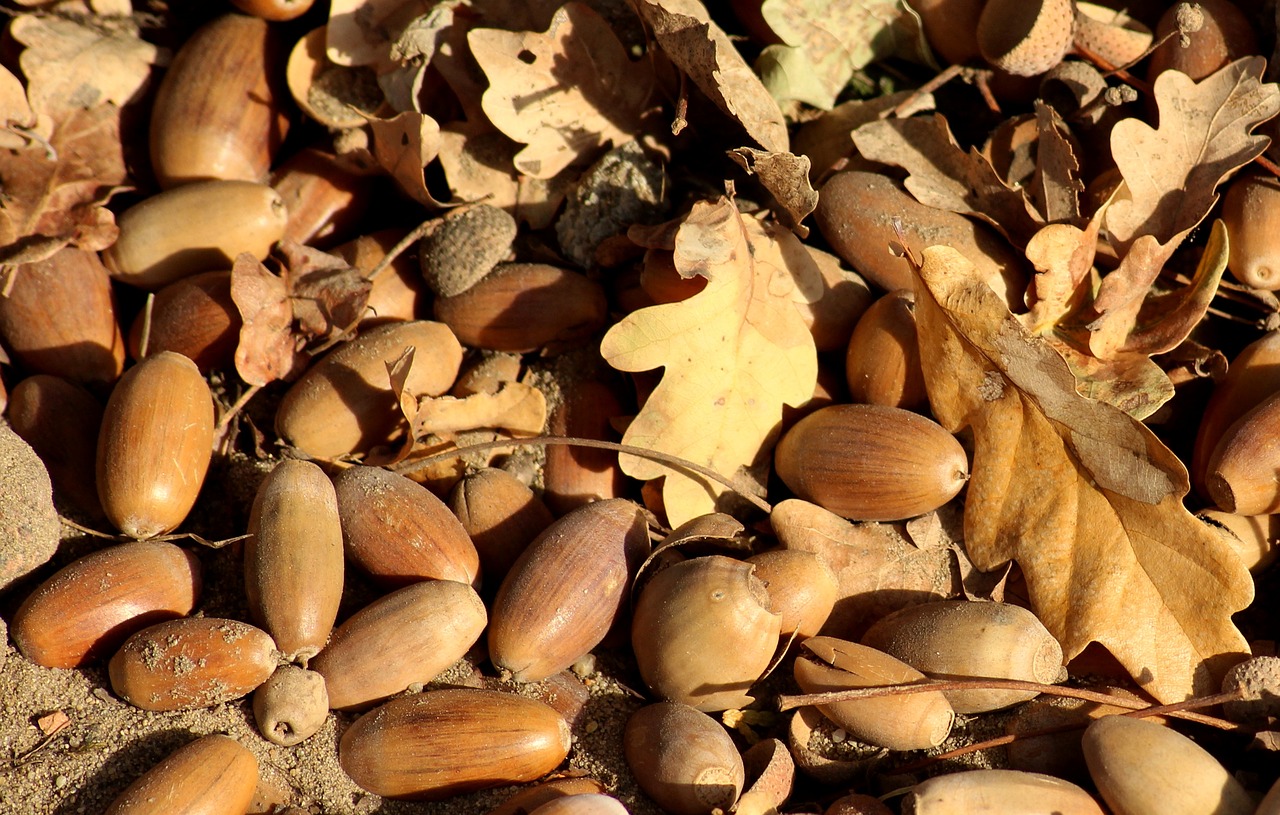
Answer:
[914,244,1252,703]
[600,199,821,526]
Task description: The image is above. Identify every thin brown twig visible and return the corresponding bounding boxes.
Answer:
[365,218,436,283]
[216,384,262,435]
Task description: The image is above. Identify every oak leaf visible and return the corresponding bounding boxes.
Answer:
[913,243,1252,702]
[600,198,820,526]
[469,3,652,179]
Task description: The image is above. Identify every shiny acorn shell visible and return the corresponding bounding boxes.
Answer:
[448,467,556,585]
[245,459,344,662]
[793,637,954,751]
[338,688,571,800]
[844,289,926,411]
[128,271,239,372]
[333,465,480,587]
[104,734,258,815]
[1084,715,1253,815]
[312,579,487,710]
[12,540,201,668]
[1191,329,1280,497]
[108,617,277,712]
[96,352,215,540]
[904,769,1104,815]
[861,600,1064,713]
[275,321,463,459]
[631,555,782,712]
[746,548,838,639]
[488,778,611,815]
[774,403,968,522]
[623,701,745,815]
[489,498,649,683]
[1206,390,1280,515]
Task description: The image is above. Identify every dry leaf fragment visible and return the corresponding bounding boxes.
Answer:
[1027,101,1082,224]
[913,243,1252,702]
[600,199,819,525]
[276,240,372,340]
[727,147,818,237]
[469,3,652,179]
[231,254,304,387]
[411,382,547,439]
[637,0,789,153]
[327,0,432,66]
[367,111,444,207]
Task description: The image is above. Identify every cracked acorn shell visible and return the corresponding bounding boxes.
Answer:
[904,769,1104,815]
[275,321,463,459]
[861,600,1064,713]
[774,404,968,522]
[104,734,258,815]
[631,555,782,712]
[312,579,486,710]
[1083,715,1253,815]
[12,540,201,668]
[333,465,480,587]
[245,459,344,662]
[745,549,838,639]
[96,352,215,540]
[793,637,955,751]
[489,498,649,683]
[108,617,278,712]
[338,688,572,800]
[623,702,745,815]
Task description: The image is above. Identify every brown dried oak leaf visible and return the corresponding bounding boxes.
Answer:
[600,198,820,526]
[914,244,1252,703]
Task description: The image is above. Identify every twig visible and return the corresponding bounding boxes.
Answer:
[365,218,436,283]
[216,384,262,435]
[886,64,964,118]
[58,516,121,540]
[136,292,154,359]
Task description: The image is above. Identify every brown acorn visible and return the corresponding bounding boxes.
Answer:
[1206,390,1280,515]
[0,247,124,384]
[338,688,571,800]
[148,14,289,188]
[489,779,610,815]
[7,374,104,517]
[910,0,984,64]
[623,702,745,815]
[104,734,259,815]
[844,289,926,410]
[488,499,649,682]
[1191,329,1280,498]
[252,664,329,746]
[333,465,481,587]
[270,148,376,248]
[245,459,344,662]
[331,229,431,327]
[96,352,215,539]
[12,540,201,668]
[774,404,968,521]
[1146,0,1257,83]
[746,549,838,639]
[1221,170,1280,291]
[448,467,555,586]
[312,579,487,710]
[905,769,1105,815]
[128,271,239,372]
[108,617,278,711]
[977,0,1075,76]
[544,376,629,514]
[103,180,288,290]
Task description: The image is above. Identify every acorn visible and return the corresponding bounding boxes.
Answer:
[433,263,608,352]
[488,499,649,683]
[108,617,278,711]
[7,374,104,518]
[418,204,518,297]
[774,404,968,521]
[275,321,463,458]
[252,664,329,746]
[338,688,572,800]
[528,795,631,815]
[904,769,1104,814]
[623,702,745,815]
[489,779,611,815]
[12,540,201,668]
[793,637,955,751]
[270,148,376,248]
[245,459,344,662]
[745,549,838,639]
[104,734,259,815]
[331,229,431,327]
[1191,329,1280,497]
[977,0,1075,76]
[332,465,480,587]
[148,14,289,188]
[448,467,556,585]
[1221,169,1280,291]
[0,247,124,384]
[909,0,984,64]
[1083,715,1254,815]
[1146,0,1256,83]
[312,579,487,710]
[128,271,239,372]
[861,600,1064,713]
[96,352,215,539]
[103,180,288,290]
[844,289,926,410]
[632,555,782,711]
[1198,509,1278,572]
[1206,390,1280,514]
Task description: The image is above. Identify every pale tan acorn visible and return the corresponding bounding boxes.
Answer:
[488,499,649,683]
[793,637,955,751]
[108,617,278,712]
[745,549,838,639]
[245,459,344,662]
[623,702,745,815]
[1191,329,1280,498]
[1083,715,1254,815]
[102,180,288,290]
[252,664,329,746]
[861,600,1064,713]
[96,352,215,539]
[1206,390,1280,515]
[104,734,259,815]
[1198,509,1278,572]
[774,404,968,522]
[904,769,1104,814]
[527,795,630,815]
[12,540,201,668]
[338,688,571,800]
[148,14,289,188]
[977,0,1075,77]
[488,779,610,815]
[1221,170,1280,291]
[312,579,487,710]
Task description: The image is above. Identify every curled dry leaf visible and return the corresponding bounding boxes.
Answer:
[368,111,444,207]
[469,3,652,179]
[913,243,1252,702]
[727,147,818,237]
[600,199,820,526]
[231,253,305,387]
